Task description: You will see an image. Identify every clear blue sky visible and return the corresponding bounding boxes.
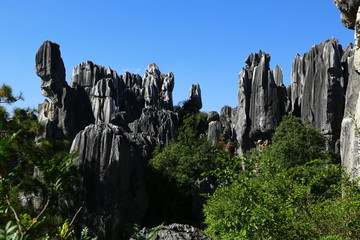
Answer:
[0,0,354,113]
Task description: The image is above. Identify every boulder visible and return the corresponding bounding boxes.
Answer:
[207,121,222,145]
[130,223,212,240]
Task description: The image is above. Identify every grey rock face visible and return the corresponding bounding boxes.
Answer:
[35,41,94,140]
[130,223,212,240]
[333,0,360,29]
[207,106,236,146]
[291,38,346,153]
[189,84,202,111]
[207,120,222,145]
[340,43,360,180]
[128,107,178,146]
[35,41,181,239]
[143,63,175,110]
[232,51,287,154]
[333,0,360,72]
[69,124,149,239]
[207,111,219,122]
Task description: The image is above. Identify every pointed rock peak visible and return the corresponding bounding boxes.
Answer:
[189,84,202,111]
[273,65,284,86]
[35,40,67,101]
[146,63,160,75]
[244,51,271,68]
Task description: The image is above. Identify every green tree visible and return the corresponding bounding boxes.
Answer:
[203,116,360,240]
[0,84,23,104]
[147,137,222,221]
[146,111,224,221]
[0,105,80,239]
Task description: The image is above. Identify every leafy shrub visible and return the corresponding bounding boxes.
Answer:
[147,137,222,220]
[203,116,360,240]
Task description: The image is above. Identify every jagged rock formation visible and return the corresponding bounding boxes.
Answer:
[188,84,202,111]
[334,0,360,71]
[210,38,355,166]
[35,41,94,140]
[35,41,181,239]
[333,0,360,29]
[340,44,360,180]
[290,38,346,153]
[334,0,360,180]
[130,223,212,240]
[207,111,221,145]
[231,51,288,154]
[36,41,177,141]
[69,124,148,239]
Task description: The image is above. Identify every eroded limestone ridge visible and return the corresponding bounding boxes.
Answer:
[35,41,178,142]
[210,38,358,182]
[208,50,288,155]
[290,38,347,153]
[35,40,183,239]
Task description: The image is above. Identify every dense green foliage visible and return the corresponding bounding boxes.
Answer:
[147,112,223,221]
[0,98,88,239]
[203,116,360,240]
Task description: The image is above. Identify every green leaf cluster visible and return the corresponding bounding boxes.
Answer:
[0,106,81,239]
[203,116,360,240]
[147,112,223,220]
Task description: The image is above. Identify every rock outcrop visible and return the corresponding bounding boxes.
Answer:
[69,124,148,239]
[35,41,94,140]
[334,1,360,180]
[210,39,351,159]
[290,38,346,153]
[189,84,202,111]
[130,223,212,240]
[35,41,180,239]
[334,0,360,71]
[340,44,360,180]
[333,0,360,29]
[231,51,288,154]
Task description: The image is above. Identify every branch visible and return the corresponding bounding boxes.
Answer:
[69,205,83,226]
[28,198,50,230]
[5,194,24,234]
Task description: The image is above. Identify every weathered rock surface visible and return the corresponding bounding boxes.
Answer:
[231,51,287,154]
[334,0,360,71]
[340,43,360,180]
[69,124,148,239]
[130,223,212,240]
[128,107,178,146]
[333,0,360,29]
[35,41,181,239]
[35,41,94,139]
[189,84,202,111]
[290,38,346,153]
[333,1,360,180]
